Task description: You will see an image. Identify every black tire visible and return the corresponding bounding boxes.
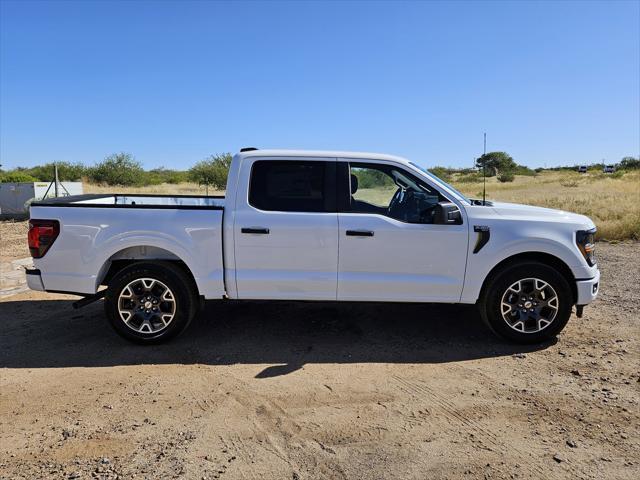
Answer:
[104,261,197,344]
[479,261,573,344]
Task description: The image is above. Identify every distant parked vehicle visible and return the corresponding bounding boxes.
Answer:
[603,165,616,174]
[577,166,587,173]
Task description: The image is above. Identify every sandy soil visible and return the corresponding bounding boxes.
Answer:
[0,243,638,480]
[0,220,29,262]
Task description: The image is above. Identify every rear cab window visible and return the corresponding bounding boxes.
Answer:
[249,160,335,212]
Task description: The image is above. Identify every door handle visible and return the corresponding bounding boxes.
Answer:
[346,230,374,237]
[241,227,270,234]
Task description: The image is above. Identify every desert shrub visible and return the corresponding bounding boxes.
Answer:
[145,168,189,185]
[89,153,144,186]
[354,168,395,188]
[189,153,232,191]
[497,171,515,183]
[428,166,451,182]
[514,164,537,176]
[163,170,189,184]
[457,173,481,183]
[142,172,164,186]
[0,171,38,182]
[610,170,625,179]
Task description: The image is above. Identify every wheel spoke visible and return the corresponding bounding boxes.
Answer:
[120,286,133,298]
[512,320,525,332]
[507,281,522,295]
[162,289,174,302]
[537,318,551,330]
[117,277,176,334]
[501,302,514,315]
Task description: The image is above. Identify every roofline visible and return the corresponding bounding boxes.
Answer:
[233,148,470,205]
[234,149,412,164]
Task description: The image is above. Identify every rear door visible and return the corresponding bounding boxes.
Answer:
[337,160,469,302]
[232,157,339,300]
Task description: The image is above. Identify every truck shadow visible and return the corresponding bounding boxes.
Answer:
[0,298,555,375]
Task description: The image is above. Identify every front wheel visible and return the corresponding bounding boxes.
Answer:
[479,262,573,344]
[104,262,197,344]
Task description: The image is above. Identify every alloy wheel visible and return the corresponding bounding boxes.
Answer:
[117,278,176,334]
[500,277,559,334]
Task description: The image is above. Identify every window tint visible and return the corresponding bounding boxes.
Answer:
[348,163,445,224]
[249,161,331,212]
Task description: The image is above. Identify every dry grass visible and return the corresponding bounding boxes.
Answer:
[450,170,640,241]
[82,171,640,241]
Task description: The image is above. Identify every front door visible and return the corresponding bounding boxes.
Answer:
[233,157,339,300]
[337,160,468,302]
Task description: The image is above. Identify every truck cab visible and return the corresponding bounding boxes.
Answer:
[27,149,600,344]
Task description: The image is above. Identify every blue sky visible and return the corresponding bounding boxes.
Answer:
[1,0,638,170]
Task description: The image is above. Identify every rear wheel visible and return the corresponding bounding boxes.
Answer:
[479,262,573,343]
[104,262,197,344]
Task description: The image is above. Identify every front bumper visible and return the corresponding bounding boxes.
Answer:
[25,268,45,291]
[576,268,600,305]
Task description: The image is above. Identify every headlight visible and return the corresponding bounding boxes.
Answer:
[576,228,596,266]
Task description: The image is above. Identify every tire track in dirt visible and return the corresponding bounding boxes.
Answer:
[186,375,348,480]
[237,394,348,480]
[392,374,563,479]
[393,373,599,480]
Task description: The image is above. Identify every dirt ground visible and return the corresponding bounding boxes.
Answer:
[0,239,638,480]
[0,220,29,262]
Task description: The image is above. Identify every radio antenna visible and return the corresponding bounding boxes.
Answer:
[482,132,487,205]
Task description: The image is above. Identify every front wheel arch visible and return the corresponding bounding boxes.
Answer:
[478,252,577,307]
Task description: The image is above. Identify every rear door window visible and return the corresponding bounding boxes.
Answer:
[249,160,334,212]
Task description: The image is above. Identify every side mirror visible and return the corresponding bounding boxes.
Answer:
[434,202,462,225]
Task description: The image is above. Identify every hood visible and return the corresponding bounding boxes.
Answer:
[490,201,595,228]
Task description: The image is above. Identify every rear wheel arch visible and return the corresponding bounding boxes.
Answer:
[97,246,200,298]
[479,252,577,306]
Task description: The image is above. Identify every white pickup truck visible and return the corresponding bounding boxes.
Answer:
[26,149,600,344]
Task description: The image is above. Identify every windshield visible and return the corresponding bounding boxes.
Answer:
[408,162,470,204]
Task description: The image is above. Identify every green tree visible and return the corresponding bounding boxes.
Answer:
[0,171,38,182]
[475,152,517,177]
[26,161,88,181]
[189,153,232,194]
[89,153,144,186]
[619,156,639,170]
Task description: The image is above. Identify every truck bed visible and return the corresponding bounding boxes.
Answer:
[31,193,225,209]
[29,193,226,298]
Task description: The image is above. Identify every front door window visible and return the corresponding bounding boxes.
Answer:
[349,163,445,224]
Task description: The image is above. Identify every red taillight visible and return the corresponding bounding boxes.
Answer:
[28,220,60,258]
